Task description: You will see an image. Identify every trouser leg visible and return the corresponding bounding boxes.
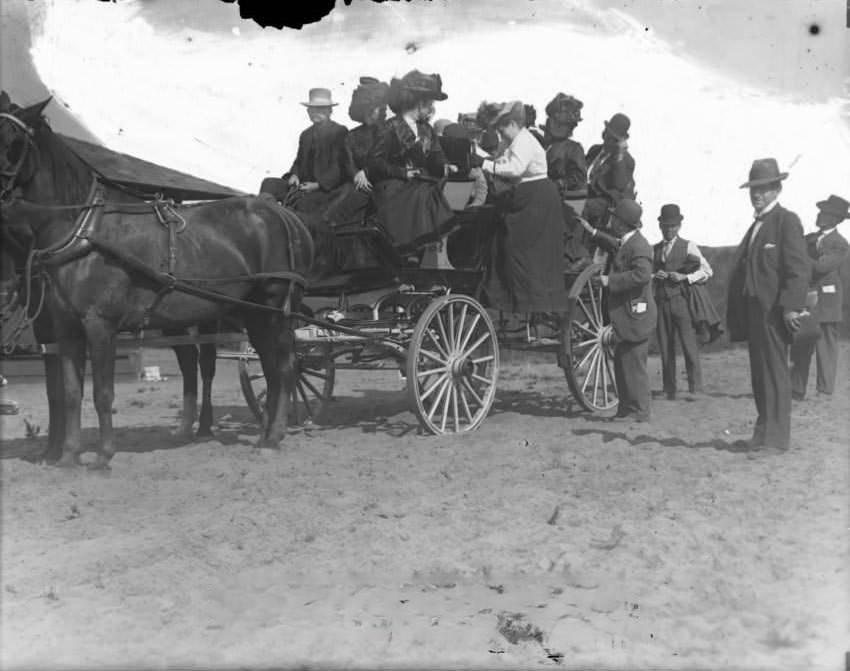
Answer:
[673,293,702,392]
[656,298,676,395]
[815,322,838,395]
[746,298,767,445]
[789,338,814,397]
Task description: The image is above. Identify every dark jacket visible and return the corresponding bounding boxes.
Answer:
[608,230,657,342]
[546,138,587,196]
[368,116,447,182]
[806,228,849,323]
[726,203,810,341]
[289,119,353,192]
[585,144,635,203]
[345,123,382,179]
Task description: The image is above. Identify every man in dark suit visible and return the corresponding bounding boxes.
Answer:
[599,199,657,422]
[790,194,849,399]
[726,158,810,454]
[652,204,713,399]
[259,87,354,213]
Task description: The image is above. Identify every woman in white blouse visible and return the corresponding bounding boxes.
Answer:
[471,100,569,316]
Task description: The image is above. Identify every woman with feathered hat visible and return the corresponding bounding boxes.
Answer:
[367,70,456,252]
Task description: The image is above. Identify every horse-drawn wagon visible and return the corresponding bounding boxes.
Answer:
[0,94,617,468]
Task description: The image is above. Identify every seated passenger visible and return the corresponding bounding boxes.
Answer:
[469,101,569,319]
[368,70,457,253]
[322,76,389,229]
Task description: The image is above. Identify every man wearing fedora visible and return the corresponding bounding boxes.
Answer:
[790,194,850,400]
[260,87,353,216]
[598,199,656,422]
[727,158,809,454]
[652,203,714,399]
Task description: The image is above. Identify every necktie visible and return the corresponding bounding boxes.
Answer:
[747,216,763,251]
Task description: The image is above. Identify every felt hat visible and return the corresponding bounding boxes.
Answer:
[490,100,524,128]
[544,92,583,123]
[301,88,338,107]
[348,76,389,123]
[613,198,643,228]
[815,194,849,220]
[604,113,630,140]
[658,203,684,225]
[739,158,788,188]
[398,70,448,101]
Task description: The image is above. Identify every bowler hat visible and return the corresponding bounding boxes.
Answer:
[613,198,642,228]
[604,113,630,140]
[739,158,788,188]
[399,70,448,101]
[301,88,338,107]
[658,203,684,224]
[815,194,849,220]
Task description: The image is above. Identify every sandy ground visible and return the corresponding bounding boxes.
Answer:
[0,344,847,670]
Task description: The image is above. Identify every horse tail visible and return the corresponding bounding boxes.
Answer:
[259,197,315,275]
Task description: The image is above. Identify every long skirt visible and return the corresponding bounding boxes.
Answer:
[372,178,454,252]
[482,178,569,313]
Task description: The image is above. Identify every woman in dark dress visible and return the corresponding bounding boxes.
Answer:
[470,101,569,316]
[367,70,455,252]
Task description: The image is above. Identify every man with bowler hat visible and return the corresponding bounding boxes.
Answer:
[598,199,656,422]
[727,158,809,454]
[790,194,849,400]
[652,203,714,399]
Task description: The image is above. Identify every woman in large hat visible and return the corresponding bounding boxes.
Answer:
[469,101,569,321]
[367,70,455,251]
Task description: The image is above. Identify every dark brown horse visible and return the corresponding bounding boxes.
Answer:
[0,96,313,468]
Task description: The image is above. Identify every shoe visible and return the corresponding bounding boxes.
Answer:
[746,444,789,459]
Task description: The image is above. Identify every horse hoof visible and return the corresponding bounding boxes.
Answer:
[195,429,215,440]
[55,455,82,469]
[87,459,112,472]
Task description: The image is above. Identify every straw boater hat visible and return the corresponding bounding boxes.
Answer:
[658,203,684,225]
[739,158,788,188]
[815,194,849,220]
[348,76,389,123]
[301,88,338,107]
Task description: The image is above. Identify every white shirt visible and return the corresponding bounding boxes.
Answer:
[481,128,548,183]
[816,226,836,249]
[620,229,638,245]
[662,235,714,284]
[748,197,779,249]
[402,111,419,138]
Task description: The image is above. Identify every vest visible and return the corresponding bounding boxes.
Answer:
[653,237,689,299]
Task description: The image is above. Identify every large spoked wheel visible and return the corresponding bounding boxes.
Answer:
[238,341,336,427]
[406,294,499,434]
[564,263,619,413]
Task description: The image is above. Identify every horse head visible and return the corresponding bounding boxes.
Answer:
[0,92,52,202]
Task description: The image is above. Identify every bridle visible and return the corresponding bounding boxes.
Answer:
[0,112,36,202]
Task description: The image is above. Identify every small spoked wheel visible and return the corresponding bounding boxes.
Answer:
[406,294,499,434]
[564,263,619,413]
[238,341,336,427]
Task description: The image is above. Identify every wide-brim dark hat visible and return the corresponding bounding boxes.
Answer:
[545,92,583,122]
[348,76,389,123]
[739,158,788,188]
[613,198,642,228]
[399,70,448,101]
[658,203,683,225]
[815,194,849,220]
[604,113,630,140]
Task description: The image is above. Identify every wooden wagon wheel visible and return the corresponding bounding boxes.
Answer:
[564,263,619,413]
[406,294,499,434]
[238,341,336,427]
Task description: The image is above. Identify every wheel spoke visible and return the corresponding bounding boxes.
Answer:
[249,373,265,382]
[460,331,492,360]
[589,282,603,326]
[471,372,493,386]
[427,377,452,421]
[454,303,468,349]
[570,337,596,351]
[420,372,450,403]
[300,374,324,401]
[451,382,460,432]
[419,347,446,365]
[600,346,610,407]
[302,368,328,380]
[604,349,618,398]
[425,328,449,358]
[577,296,598,329]
[447,304,456,351]
[591,345,602,407]
[575,341,598,374]
[417,365,447,378]
[439,380,453,432]
[435,313,452,355]
[458,383,474,422]
[471,354,495,364]
[457,312,481,353]
[572,320,597,339]
[581,347,601,395]
[462,376,484,407]
[295,381,312,418]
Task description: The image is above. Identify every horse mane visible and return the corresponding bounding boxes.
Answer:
[27,116,94,205]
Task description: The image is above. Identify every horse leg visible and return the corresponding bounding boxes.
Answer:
[40,352,65,464]
[196,323,217,438]
[54,326,87,468]
[246,285,296,449]
[171,338,199,438]
[85,318,117,470]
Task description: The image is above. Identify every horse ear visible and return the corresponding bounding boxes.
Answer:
[0,91,11,113]
[19,96,52,123]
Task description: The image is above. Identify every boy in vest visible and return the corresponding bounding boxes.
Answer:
[652,204,713,399]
